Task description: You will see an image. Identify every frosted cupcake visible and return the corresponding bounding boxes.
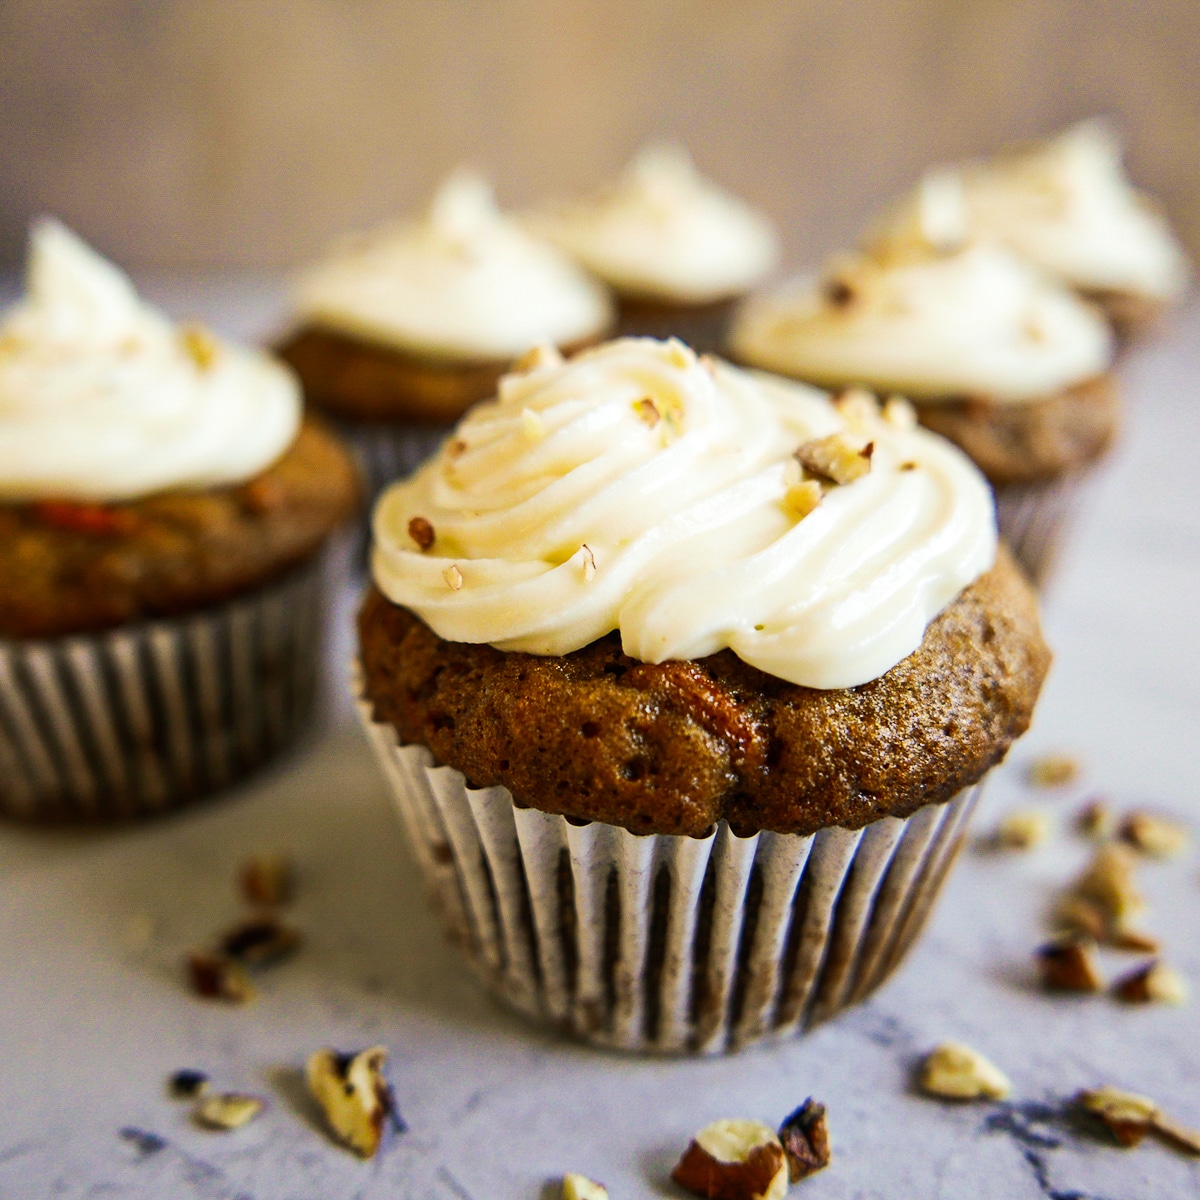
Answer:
[532,144,779,353]
[730,184,1117,586]
[872,120,1189,340]
[356,337,1049,1053]
[278,173,613,511]
[0,221,358,821]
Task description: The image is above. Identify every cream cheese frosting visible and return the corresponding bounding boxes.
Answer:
[530,144,780,305]
[293,173,613,362]
[875,120,1188,302]
[0,220,300,502]
[371,337,996,690]
[729,235,1114,404]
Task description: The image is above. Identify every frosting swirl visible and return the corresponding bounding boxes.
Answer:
[729,236,1114,404]
[0,220,300,502]
[293,173,612,361]
[876,120,1188,302]
[531,144,779,304]
[371,338,996,689]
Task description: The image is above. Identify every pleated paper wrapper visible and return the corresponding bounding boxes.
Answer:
[995,472,1091,589]
[337,420,448,520]
[0,555,328,822]
[357,680,982,1054]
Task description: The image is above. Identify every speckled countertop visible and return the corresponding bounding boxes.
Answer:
[0,280,1197,1200]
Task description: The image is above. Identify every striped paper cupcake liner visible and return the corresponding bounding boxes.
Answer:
[994,473,1090,589]
[337,420,448,521]
[356,675,982,1055]
[0,554,328,823]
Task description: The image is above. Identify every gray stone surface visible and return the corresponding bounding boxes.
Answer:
[0,282,1197,1199]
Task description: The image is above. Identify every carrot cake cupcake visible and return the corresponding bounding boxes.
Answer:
[277,172,613,510]
[356,336,1050,1052]
[872,120,1189,340]
[0,220,358,821]
[730,183,1117,586]
[532,144,779,353]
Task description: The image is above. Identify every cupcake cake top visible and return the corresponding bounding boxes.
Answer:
[293,173,613,362]
[875,120,1188,302]
[730,194,1114,405]
[0,220,300,502]
[531,144,780,305]
[371,337,996,690]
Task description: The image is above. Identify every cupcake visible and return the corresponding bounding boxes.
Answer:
[356,337,1050,1053]
[872,120,1189,341]
[0,221,358,822]
[277,172,613,512]
[729,187,1118,586]
[532,144,779,354]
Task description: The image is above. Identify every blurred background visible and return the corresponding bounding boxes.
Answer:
[2,0,1199,272]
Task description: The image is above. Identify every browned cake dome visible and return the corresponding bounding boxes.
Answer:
[359,546,1049,838]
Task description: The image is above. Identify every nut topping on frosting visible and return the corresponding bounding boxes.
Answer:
[371,337,997,690]
[730,237,1113,405]
[0,220,300,502]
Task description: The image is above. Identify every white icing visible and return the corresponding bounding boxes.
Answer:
[877,120,1189,301]
[293,172,613,361]
[729,241,1113,404]
[531,144,779,304]
[371,337,996,690]
[0,220,300,502]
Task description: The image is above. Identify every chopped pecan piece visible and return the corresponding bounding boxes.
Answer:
[777,1098,831,1181]
[240,854,295,906]
[794,434,872,486]
[186,951,253,1004]
[1037,938,1103,993]
[919,1042,1011,1101]
[1113,960,1188,1005]
[671,1118,788,1200]
[307,1046,401,1158]
[194,1092,263,1130]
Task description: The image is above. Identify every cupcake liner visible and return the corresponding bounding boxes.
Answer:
[0,554,328,823]
[356,676,982,1054]
[336,419,449,518]
[994,473,1090,588]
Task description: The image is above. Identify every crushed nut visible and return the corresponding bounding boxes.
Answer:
[443,564,463,591]
[194,1092,263,1131]
[186,951,253,1003]
[1036,938,1103,993]
[220,917,302,967]
[1073,844,1144,926]
[1114,961,1188,1005]
[777,1099,831,1181]
[307,1046,400,1159]
[919,1042,1011,1101]
[882,395,917,429]
[993,809,1050,850]
[1119,812,1189,859]
[168,1069,209,1100]
[1029,754,1079,787]
[513,343,562,373]
[1077,1086,1159,1147]
[1075,800,1113,840]
[580,543,597,582]
[447,438,467,459]
[899,461,918,471]
[1051,895,1110,942]
[407,517,435,552]
[665,339,696,369]
[795,434,873,486]
[180,325,219,371]
[521,407,546,441]
[241,478,285,515]
[562,1174,608,1200]
[784,479,824,519]
[833,387,878,425]
[1151,1113,1200,1156]
[634,396,661,427]
[672,1119,789,1200]
[1109,927,1161,953]
[823,278,855,307]
[240,854,294,906]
